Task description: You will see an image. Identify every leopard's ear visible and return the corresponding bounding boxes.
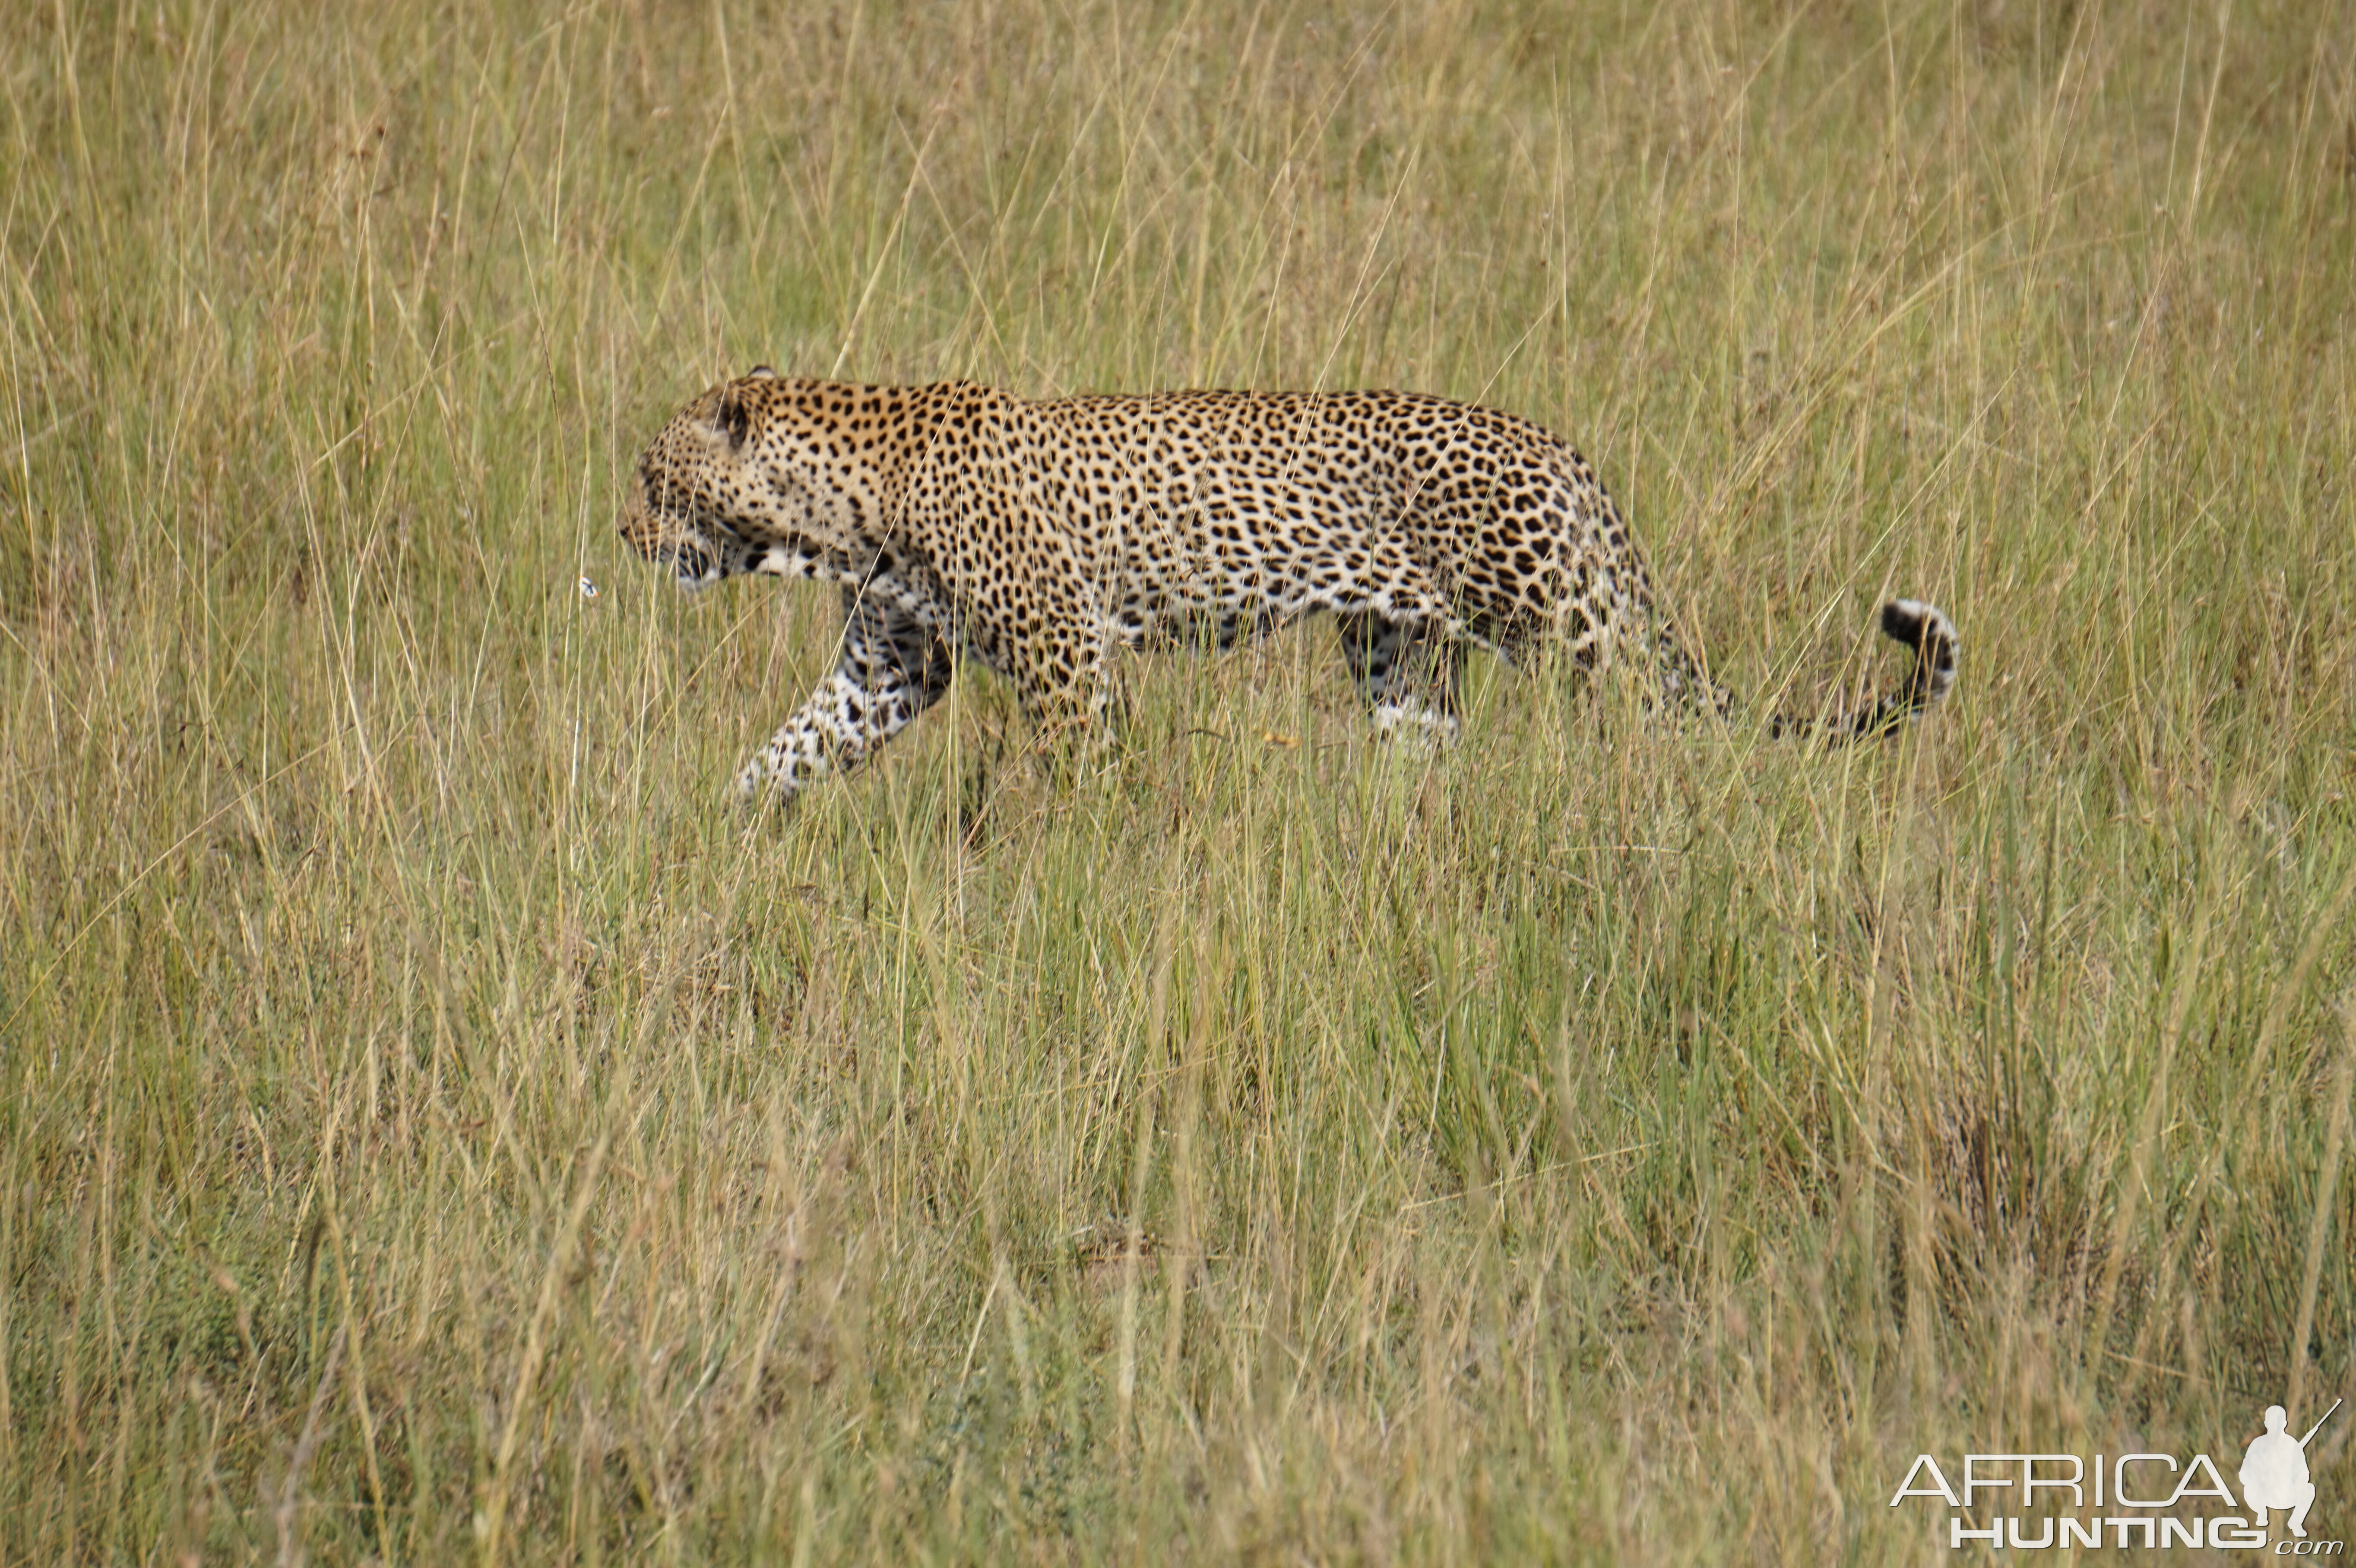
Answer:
[713,384,754,451]
[747,365,778,379]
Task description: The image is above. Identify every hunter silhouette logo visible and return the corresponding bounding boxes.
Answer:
[2245,1400,2340,1540]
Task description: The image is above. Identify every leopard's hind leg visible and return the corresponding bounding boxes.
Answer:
[1337,611,1464,743]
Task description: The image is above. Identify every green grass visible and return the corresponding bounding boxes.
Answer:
[3,0,2353,1560]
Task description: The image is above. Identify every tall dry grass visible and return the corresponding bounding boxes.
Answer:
[2,0,2352,1560]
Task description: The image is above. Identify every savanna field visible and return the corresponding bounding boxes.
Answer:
[3,0,2353,1560]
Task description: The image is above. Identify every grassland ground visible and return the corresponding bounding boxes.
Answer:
[2,0,2352,1560]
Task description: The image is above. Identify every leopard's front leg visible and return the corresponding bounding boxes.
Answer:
[736,588,953,804]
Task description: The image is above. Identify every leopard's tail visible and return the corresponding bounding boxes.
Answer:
[1764,598,1959,742]
[1655,598,1958,742]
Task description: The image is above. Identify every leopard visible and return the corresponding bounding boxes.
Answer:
[618,369,1958,803]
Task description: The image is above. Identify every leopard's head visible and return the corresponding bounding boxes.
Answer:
[619,368,886,591]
